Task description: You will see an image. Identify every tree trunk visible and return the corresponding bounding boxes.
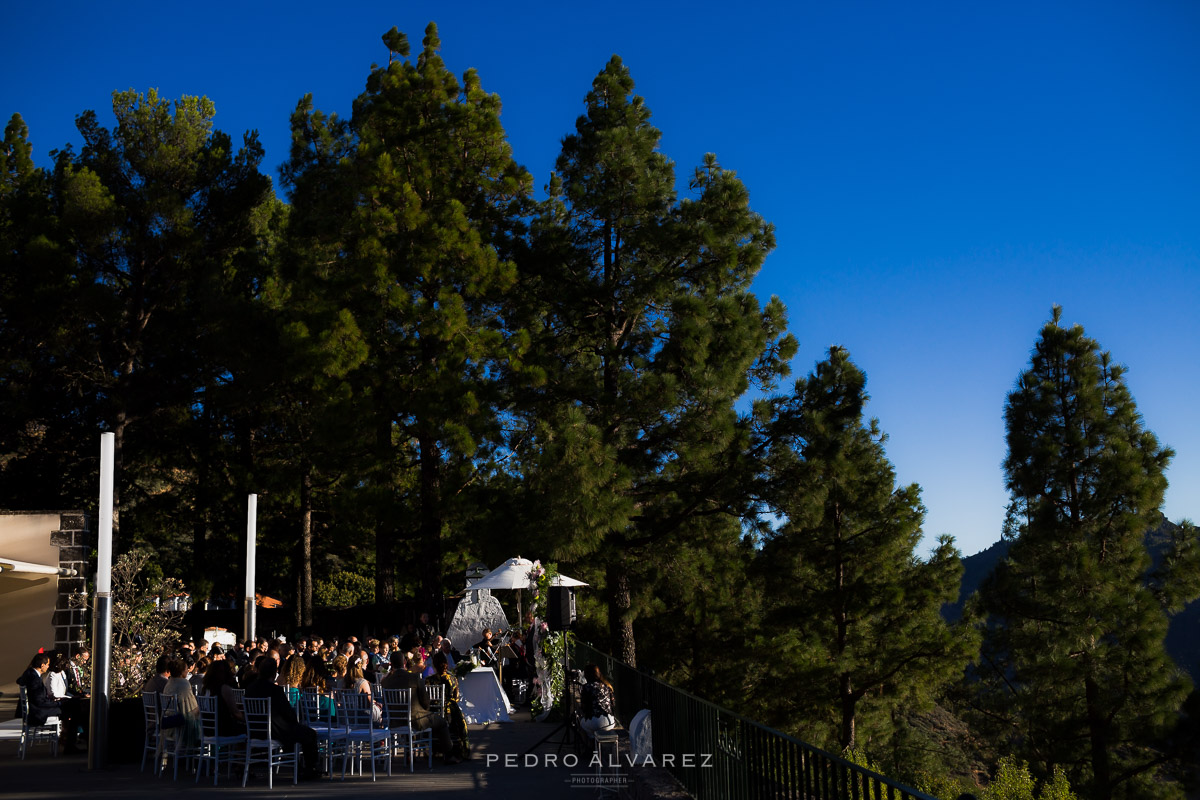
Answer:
[608,558,636,666]
[839,673,856,750]
[1085,674,1112,800]
[300,469,314,628]
[374,412,396,608]
[417,428,443,616]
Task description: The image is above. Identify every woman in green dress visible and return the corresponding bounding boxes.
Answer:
[426,652,469,760]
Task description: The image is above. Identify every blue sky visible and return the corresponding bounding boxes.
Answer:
[4,1,1197,555]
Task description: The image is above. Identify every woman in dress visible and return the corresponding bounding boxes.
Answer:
[579,664,617,738]
[425,652,469,760]
[42,652,71,701]
[200,658,244,734]
[162,658,202,747]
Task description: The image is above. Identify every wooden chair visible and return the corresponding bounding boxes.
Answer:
[241,696,299,788]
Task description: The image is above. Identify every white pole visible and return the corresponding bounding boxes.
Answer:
[96,433,114,593]
[89,432,115,769]
[244,494,257,643]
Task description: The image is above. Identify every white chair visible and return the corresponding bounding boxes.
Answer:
[426,683,445,718]
[140,691,164,773]
[334,690,391,781]
[159,693,201,780]
[382,688,433,772]
[241,696,299,788]
[195,694,246,785]
[17,685,60,759]
[298,690,345,779]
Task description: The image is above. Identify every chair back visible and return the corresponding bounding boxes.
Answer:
[18,685,31,724]
[298,691,334,728]
[426,683,444,716]
[160,692,180,718]
[230,688,245,710]
[334,690,376,732]
[142,691,162,729]
[242,696,273,742]
[381,688,412,729]
[196,694,219,737]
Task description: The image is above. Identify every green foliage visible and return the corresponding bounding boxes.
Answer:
[977,307,1196,800]
[70,549,189,701]
[516,55,795,665]
[532,630,573,718]
[313,570,376,609]
[753,347,977,752]
[981,757,1077,800]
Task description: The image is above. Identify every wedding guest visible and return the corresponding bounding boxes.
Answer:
[425,652,470,761]
[19,652,82,753]
[579,664,618,738]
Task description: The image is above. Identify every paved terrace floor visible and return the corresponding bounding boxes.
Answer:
[0,713,618,799]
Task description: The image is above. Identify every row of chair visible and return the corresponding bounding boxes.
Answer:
[141,686,436,786]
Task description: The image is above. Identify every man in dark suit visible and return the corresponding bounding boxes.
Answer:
[17,651,81,753]
[380,651,455,763]
[244,655,322,779]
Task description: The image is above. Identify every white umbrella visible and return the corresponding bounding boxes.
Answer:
[467,557,588,624]
[469,557,535,590]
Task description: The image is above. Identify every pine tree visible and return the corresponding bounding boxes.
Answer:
[281,25,532,612]
[754,346,974,752]
[976,306,1197,800]
[517,56,794,664]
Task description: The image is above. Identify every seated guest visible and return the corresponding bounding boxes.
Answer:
[18,652,82,753]
[200,658,244,734]
[43,652,71,701]
[473,629,498,668]
[279,653,306,689]
[341,660,372,697]
[426,653,469,761]
[67,648,90,696]
[579,664,618,738]
[245,656,321,779]
[142,654,171,694]
[383,651,456,764]
[162,658,201,747]
[190,656,211,693]
[441,638,459,668]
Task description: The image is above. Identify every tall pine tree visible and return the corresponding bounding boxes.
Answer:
[754,346,974,753]
[281,25,532,612]
[518,57,794,664]
[976,307,1198,800]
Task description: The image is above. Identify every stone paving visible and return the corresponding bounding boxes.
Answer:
[0,713,623,799]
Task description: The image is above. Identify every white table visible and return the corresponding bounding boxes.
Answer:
[458,667,513,724]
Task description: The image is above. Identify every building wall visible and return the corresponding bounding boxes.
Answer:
[0,511,89,699]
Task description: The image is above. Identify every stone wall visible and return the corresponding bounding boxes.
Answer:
[49,512,91,655]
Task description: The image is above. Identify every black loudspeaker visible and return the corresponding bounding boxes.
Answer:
[547,587,576,631]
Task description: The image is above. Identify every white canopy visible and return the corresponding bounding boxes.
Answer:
[469,557,534,590]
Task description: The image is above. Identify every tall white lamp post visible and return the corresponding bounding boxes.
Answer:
[88,432,114,770]
[244,494,257,643]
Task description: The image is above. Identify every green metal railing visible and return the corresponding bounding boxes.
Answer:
[572,640,937,800]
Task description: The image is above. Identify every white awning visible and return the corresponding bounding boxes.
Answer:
[0,557,75,576]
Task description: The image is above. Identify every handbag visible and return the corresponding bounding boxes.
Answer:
[162,712,186,729]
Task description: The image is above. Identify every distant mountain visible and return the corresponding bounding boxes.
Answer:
[944,523,1200,685]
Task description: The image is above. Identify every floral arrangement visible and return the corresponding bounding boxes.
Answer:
[527,559,558,620]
